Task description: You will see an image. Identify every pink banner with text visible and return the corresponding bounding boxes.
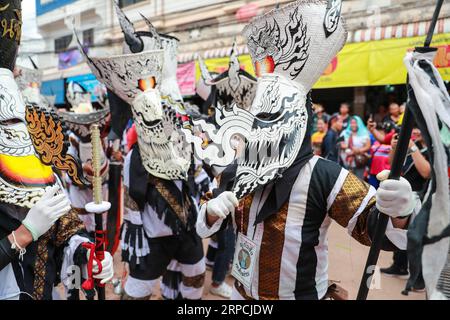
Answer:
[177,62,196,96]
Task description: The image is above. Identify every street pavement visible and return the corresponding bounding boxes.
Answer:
[100,221,425,300]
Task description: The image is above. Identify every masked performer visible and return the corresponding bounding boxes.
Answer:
[198,42,257,113]
[192,0,416,300]
[59,81,111,234]
[197,46,259,298]
[0,0,113,300]
[15,58,55,110]
[109,1,208,300]
[76,9,205,298]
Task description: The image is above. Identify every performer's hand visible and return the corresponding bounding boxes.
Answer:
[22,186,72,241]
[112,150,123,162]
[13,67,22,78]
[206,191,239,219]
[83,162,94,176]
[375,170,415,218]
[86,250,114,285]
[391,134,399,149]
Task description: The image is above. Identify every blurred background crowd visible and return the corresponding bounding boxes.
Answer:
[312,97,432,292]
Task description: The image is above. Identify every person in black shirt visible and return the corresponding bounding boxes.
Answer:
[333,102,351,130]
[321,115,344,162]
[382,102,402,133]
[381,127,431,290]
[390,128,431,193]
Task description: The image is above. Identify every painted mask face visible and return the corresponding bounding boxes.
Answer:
[60,81,111,143]
[184,0,347,198]
[185,73,308,198]
[59,83,111,182]
[0,69,56,208]
[15,66,42,92]
[233,74,308,197]
[15,65,54,110]
[132,90,190,180]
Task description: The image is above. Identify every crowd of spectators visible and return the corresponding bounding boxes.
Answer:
[311,100,431,293]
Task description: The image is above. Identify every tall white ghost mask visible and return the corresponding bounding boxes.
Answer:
[75,29,190,180]
[185,0,347,198]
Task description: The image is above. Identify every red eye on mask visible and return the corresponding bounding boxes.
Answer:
[138,77,156,91]
[255,56,275,77]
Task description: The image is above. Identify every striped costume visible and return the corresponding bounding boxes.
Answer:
[198,156,407,300]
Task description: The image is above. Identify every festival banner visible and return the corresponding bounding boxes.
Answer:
[194,33,450,90]
[316,32,450,88]
[58,49,84,70]
[177,61,196,96]
[195,55,255,81]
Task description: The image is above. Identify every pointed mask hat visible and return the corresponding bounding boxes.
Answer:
[113,0,183,101]
[202,42,257,111]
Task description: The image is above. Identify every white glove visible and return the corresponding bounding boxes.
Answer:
[206,191,239,219]
[376,170,415,218]
[22,186,72,241]
[86,250,114,285]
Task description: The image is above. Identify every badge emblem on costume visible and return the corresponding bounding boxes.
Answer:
[232,233,258,290]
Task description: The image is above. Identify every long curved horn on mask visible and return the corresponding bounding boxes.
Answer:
[198,54,212,82]
[73,26,106,81]
[76,81,88,93]
[230,38,239,59]
[113,0,143,53]
[228,39,240,71]
[139,13,162,49]
[29,56,39,69]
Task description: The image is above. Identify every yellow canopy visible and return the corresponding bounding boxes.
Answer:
[196,33,450,89]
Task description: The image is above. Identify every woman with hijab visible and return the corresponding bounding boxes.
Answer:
[341,116,371,179]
